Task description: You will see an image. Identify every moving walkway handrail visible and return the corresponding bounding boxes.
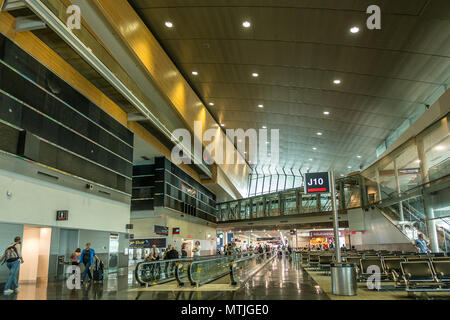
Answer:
[135,254,228,286]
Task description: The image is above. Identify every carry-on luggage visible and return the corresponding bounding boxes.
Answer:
[93,259,104,282]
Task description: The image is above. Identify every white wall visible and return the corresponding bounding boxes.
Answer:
[0,169,130,233]
[349,208,415,251]
[131,208,217,255]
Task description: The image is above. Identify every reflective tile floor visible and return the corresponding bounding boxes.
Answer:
[1,257,329,300]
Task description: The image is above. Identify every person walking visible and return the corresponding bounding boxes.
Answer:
[181,243,188,258]
[1,236,24,295]
[70,248,81,266]
[192,241,201,258]
[78,243,98,283]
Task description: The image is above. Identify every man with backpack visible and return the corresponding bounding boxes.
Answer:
[1,236,24,295]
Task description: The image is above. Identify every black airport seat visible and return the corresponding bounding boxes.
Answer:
[400,261,436,284]
[318,254,334,270]
[432,261,450,283]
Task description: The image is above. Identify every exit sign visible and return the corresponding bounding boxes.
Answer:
[56,210,69,221]
[304,172,331,194]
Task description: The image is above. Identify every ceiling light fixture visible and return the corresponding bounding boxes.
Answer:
[262,126,267,129]
[220,124,225,127]
[192,71,198,75]
[242,21,251,28]
[357,155,362,158]
[333,79,342,84]
[323,111,330,115]
[313,147,317,150]
[165,21,173,28]
[258,104,264,108]
[317,132,322,136]
[350,26,360,34]
[348,166,352,169]
[209,102,214,106]
[252,72,259,78]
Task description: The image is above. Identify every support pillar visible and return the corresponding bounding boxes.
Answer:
[393,158,405,232]
[416,137,439,252]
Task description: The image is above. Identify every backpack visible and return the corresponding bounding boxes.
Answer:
[1,245,19,265]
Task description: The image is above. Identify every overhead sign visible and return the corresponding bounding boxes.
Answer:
[56,210,68,221]
[304,172,331,194]
[173,227,180,235]
[290,230,296,235]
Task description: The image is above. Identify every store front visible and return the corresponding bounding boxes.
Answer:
[309,230,346,249]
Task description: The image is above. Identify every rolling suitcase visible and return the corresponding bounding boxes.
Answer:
[93,259,104,282]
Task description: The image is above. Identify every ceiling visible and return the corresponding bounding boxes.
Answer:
[129,0,450,176]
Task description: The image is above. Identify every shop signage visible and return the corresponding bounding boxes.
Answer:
[56,210,68,221]
[290,230,296,235]
[173,227,180,235]
[129,238,166,248]
[304,172,331,194]
[154,225,169,236]
[256,237,281,241]
[310,230,345,238]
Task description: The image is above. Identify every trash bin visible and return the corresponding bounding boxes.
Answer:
[331,263,357,296]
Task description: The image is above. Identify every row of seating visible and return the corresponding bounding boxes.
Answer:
[296,250,450,293]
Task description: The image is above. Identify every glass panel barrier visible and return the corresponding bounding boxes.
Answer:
[135,259,191,286]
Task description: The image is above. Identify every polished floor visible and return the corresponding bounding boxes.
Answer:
[1,257,329,300]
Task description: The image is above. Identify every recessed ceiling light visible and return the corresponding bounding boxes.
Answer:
[262,126,267,129]
[340,174,345,177]
[238,139,242,143]
[252,72,259,77]
[357,155,362,158]
[333,79,342,84]
[317,132,322,136]
[348,166,352,169]
[258,104,264,108]
[242,21,251,28]
[165,21,173,28]
[266,141,270,144]
[220,124,225,127]
[309,158,313,161]
[313,147,317,150]
[192,71,198,75]
[209,102,214,106]
[435,145,445,151]
[350,26,360,34]
[323,111,330,115]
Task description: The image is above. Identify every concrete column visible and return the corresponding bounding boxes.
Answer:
[339,180,346,210]
[416,137,439,252]
[317,194,321,212]
[376,167,382,202]
[393,158,405,232]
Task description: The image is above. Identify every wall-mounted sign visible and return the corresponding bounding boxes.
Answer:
[56,210,68,221]
[173,227,180,235]
[304,172,331,194]
[129,238,166,248]
[154,225,169,236]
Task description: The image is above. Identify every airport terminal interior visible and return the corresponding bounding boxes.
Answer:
[0,0,449,302]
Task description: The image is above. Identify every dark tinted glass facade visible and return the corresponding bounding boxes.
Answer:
[132,157,217,223]
[0,33,133,194]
